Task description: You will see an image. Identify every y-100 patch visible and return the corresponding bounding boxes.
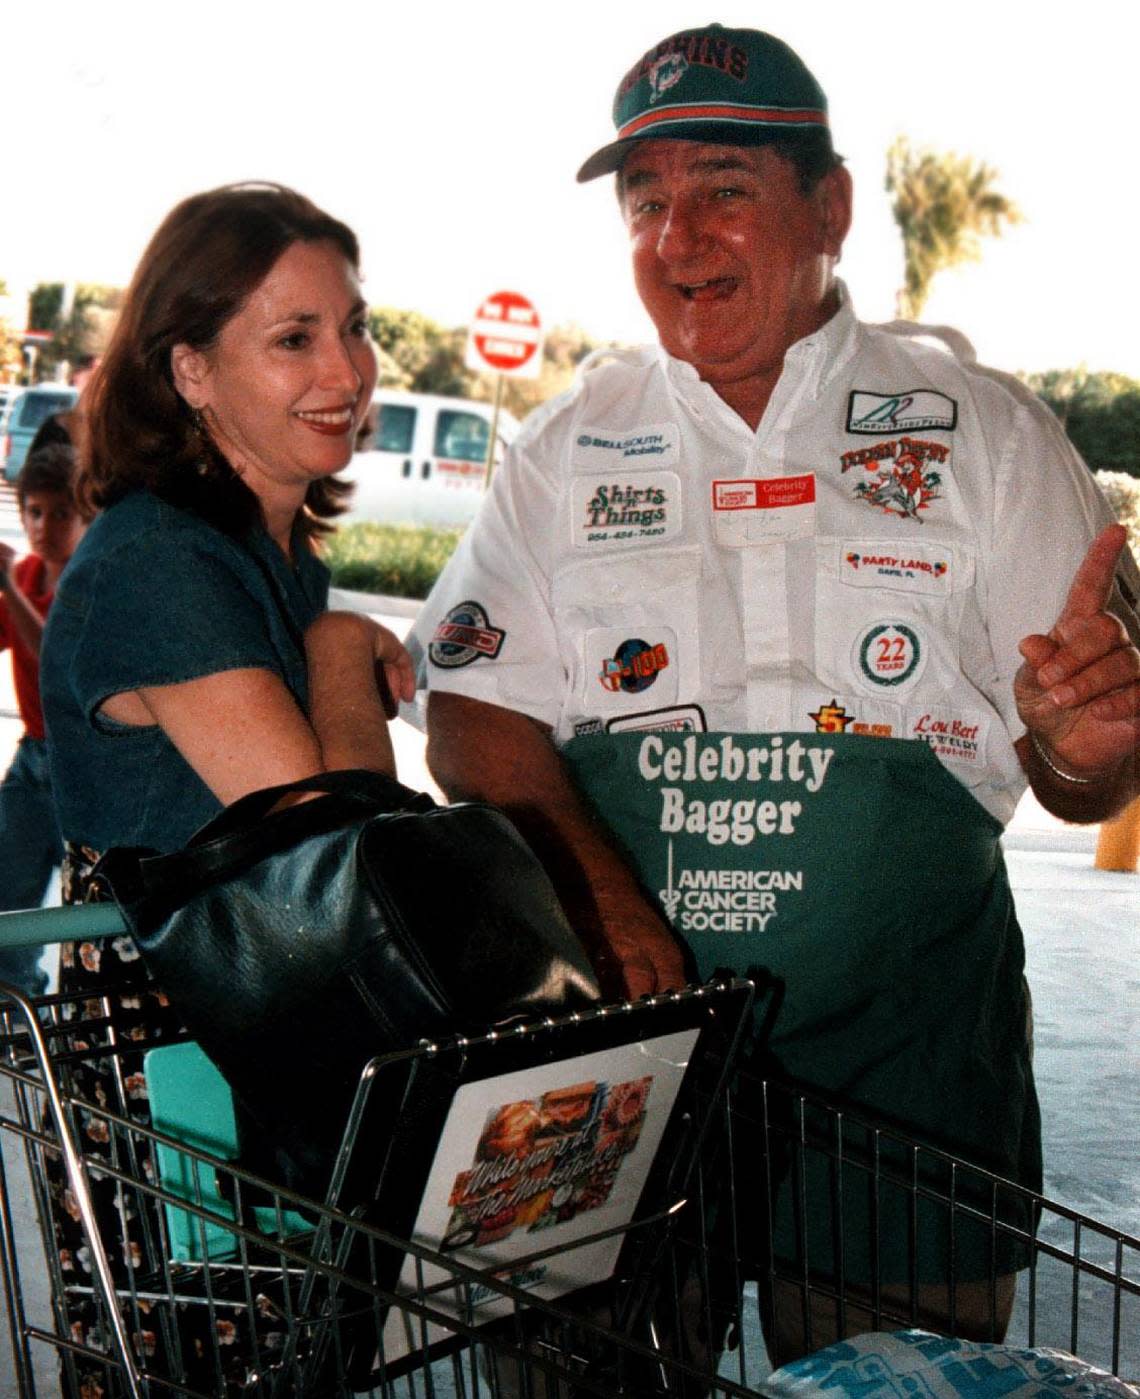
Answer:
[842,437,948,521]
[847,390,957,435]
[572,472,681,548]
[572,422,679,469]
[599,639,670,694]
[429,602,505,668]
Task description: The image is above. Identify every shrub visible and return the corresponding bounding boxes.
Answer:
[1095,471,1140,559]
[324,522,464,599]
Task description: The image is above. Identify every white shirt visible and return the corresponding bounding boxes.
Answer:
[408,291,1135,826]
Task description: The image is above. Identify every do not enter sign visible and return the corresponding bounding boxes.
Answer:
[465,290,543,379]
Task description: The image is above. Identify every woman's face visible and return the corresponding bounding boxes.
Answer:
[174,239,377,512]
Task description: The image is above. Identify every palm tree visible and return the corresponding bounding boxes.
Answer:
[886,136,1022,320]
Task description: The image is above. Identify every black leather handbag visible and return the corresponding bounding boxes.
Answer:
[96,769,601,1196]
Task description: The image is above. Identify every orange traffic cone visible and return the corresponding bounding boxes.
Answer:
[1095,795,1140,872]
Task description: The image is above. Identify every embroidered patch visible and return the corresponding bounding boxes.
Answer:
[808,699,894,738]
[808,699,853,734]
[571,472,681,549]
[572,423,679,469]
[847,390,957,435]
[574,718,605,737]
[845,437,948,520]
[854,622,925,691]
[840,541,951,594]
[908,708,988,765]
[606,704,707,734]
[599,639,670,694]
[428,602,505,669]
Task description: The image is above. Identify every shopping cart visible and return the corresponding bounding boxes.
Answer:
[0,907,1136,1398]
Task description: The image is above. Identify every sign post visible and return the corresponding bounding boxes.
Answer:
[464,290,543,488]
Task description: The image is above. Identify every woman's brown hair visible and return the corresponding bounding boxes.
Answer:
[80,182,362,538]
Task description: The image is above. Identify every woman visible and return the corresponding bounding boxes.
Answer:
[39,182,412,1395]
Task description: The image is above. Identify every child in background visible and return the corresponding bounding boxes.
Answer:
[0,445,86,993]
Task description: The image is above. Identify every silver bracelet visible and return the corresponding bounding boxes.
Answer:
[1029,731,1095,785]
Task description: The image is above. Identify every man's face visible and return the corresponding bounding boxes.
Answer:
[621,141,851,400]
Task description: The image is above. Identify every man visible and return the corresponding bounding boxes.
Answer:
[408,24,1140,1361]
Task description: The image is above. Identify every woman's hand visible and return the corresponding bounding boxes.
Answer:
[368,618,416,718]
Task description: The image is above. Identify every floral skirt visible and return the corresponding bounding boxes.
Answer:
[49,843,284,1396]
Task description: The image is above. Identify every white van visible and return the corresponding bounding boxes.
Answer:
[338,390,520,528]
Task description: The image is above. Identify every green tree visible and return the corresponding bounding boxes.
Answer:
[886,136,1021,319]
[367,306,603,415]
[25,282,121,377]
[1025,369,1140,477]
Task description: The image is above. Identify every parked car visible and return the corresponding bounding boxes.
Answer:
[337,390,520,527]
[2,385,80,482]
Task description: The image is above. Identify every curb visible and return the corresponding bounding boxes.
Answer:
[328,587,423,619]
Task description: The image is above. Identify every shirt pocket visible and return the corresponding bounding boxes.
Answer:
[813,536,976,702]
[550,546,702,730]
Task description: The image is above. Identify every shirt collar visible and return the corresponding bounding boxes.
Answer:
[658,278,861,420]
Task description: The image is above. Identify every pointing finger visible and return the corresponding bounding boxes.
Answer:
[1056,523,1128,629]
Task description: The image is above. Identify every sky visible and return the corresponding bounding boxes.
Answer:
[3,0,1138,378]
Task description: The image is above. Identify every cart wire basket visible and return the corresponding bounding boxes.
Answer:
[0,906,1136,1399]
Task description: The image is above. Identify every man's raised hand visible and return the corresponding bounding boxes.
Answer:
[1015,523,1140,779]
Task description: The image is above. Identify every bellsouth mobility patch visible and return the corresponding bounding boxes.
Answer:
[572,422,679,469]
[429,601,505,668]
[846,390,957,435]
[853,621,926,692]
[606,704,707,735]
[572,471,682,549]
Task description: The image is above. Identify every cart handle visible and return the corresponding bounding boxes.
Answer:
[0,903,126,947]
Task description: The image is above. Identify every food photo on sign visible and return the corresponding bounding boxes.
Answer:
[378,1025,700,1363]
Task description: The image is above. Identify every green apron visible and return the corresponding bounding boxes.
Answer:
[564,731,1041,1284]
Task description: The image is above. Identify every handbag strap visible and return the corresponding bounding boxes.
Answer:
[98,769,435,916]
[184,768,431,846]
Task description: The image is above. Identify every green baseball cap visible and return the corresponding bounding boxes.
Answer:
[577,23,831,183]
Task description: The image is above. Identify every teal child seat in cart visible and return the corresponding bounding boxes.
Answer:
[145,1042,313,1263]
[0,906,315,1265]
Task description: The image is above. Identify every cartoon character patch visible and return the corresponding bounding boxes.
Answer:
[842,437,949,521]
[429,602,505,669]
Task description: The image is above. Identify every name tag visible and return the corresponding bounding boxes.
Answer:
[712,474,816,546]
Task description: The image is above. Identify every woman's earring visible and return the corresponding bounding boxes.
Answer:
[192,408,211,475]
